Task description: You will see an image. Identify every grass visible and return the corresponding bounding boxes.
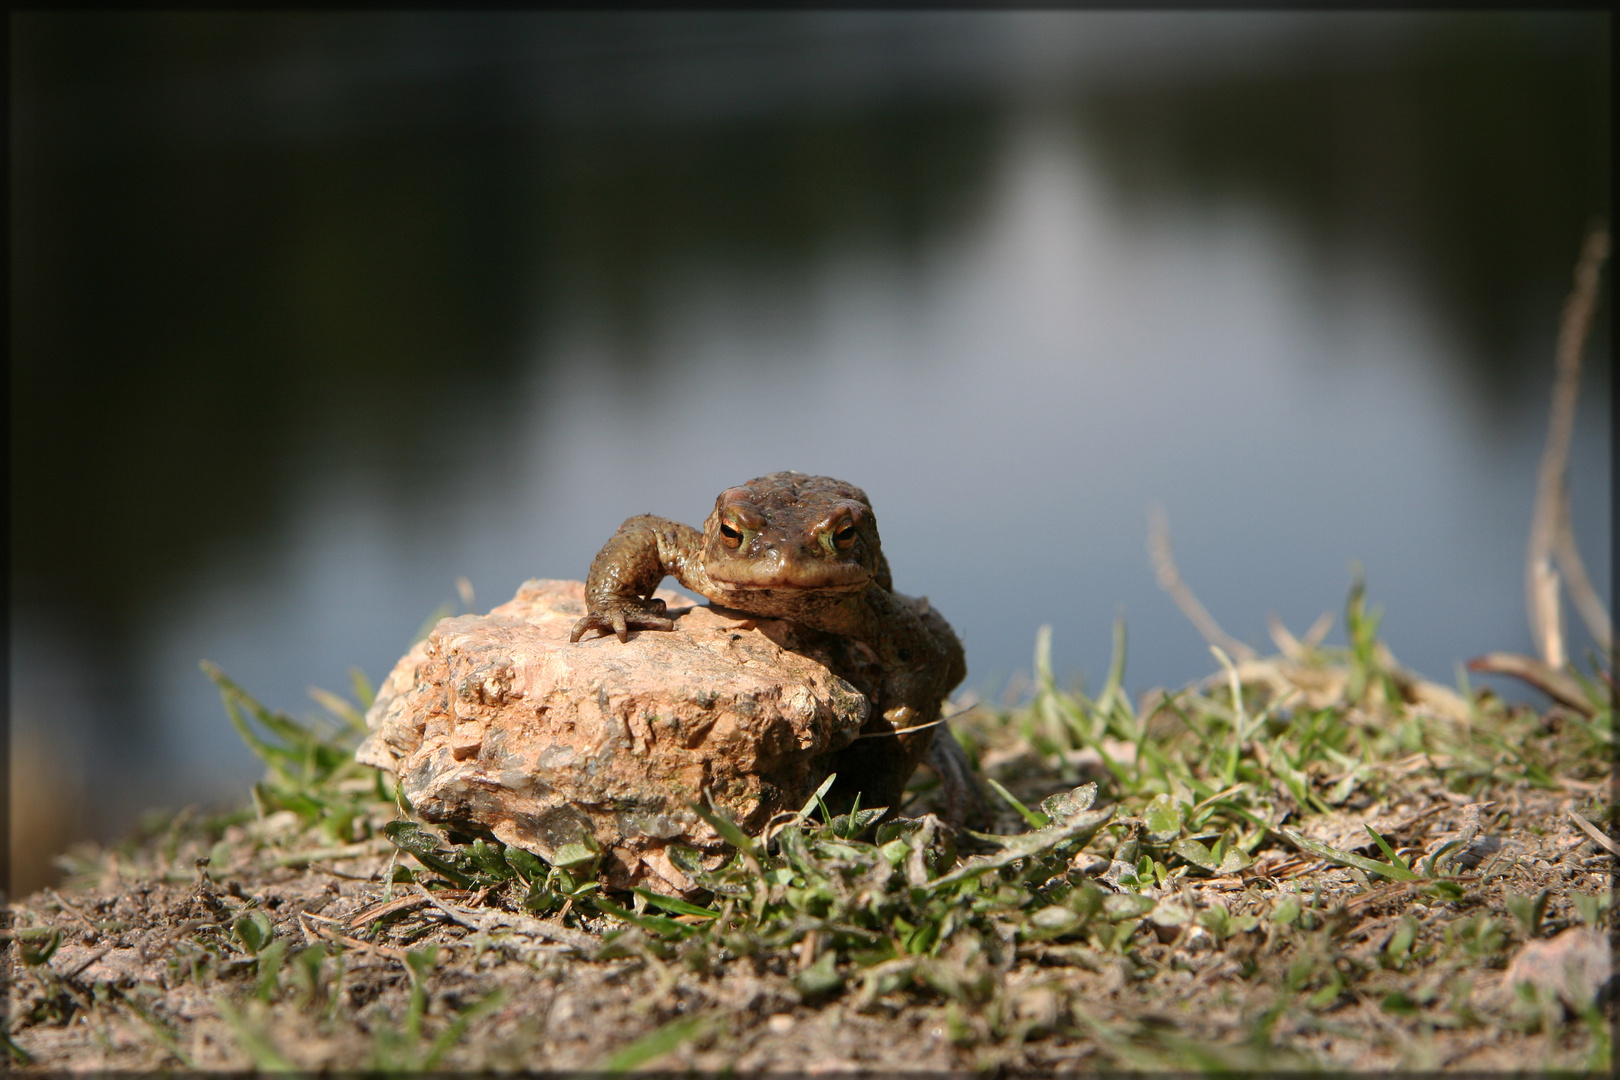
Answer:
[4,579,1614,1072]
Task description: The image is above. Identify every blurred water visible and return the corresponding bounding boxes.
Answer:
[9,13,1610,880]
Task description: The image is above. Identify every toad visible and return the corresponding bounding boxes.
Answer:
[570,471,986,825]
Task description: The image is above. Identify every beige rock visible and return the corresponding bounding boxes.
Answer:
[357,579,874,894]
[1503,926,1613,1010]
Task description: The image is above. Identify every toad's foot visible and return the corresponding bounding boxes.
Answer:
[569,597,673,643]
[926,729,993,831]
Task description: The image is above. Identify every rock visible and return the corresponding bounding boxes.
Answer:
[357,579,874,894]
[1502,927,1613,1010]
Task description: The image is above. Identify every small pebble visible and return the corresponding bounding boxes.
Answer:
[766,1013,795,1035]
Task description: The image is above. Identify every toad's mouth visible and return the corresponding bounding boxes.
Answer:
[707,559,870,591]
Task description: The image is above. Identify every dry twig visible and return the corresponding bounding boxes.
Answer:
[1567,811,1620,858]
[1266,610,1334,660]
[411,882,597,952]
[1465,652,1594,716]
[1526,226,1611,664]
[1147,506,1256,661]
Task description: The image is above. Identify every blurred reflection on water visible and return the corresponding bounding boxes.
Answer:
[10,13,1609,882]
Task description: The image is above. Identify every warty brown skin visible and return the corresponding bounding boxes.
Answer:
[570,472,978,819]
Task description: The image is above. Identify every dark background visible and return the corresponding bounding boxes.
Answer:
[10,12,1611,893]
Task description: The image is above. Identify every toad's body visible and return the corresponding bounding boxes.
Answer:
[571,472,981,821]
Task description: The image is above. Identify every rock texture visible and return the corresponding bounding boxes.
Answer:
[357,579,874,894]
[1502,927,1613,1010]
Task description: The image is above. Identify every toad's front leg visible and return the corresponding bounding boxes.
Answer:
[864,591,964,723]
[570,515,706,642]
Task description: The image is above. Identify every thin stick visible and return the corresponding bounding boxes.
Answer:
[1266,614,1304,659]
[345,893,434,929]
[1526,227,1611,664]
[1568,811,1620,858]
[1466,652,1594,716]
[1147,506,1256,661]
[43,888,99,934]
[851,705,970,739]
[411,882,596,952]
[1551,476,1612,654]
[1300,610,1334,649]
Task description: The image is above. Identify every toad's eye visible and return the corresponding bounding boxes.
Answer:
[833,523,858,550]
[719,522,743,549]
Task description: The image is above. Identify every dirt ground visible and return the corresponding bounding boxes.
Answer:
[6,698,1614,1073]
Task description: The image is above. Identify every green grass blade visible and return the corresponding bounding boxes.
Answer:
[984,777,1048,828]
[792,773,839,825]
[693,795,764,865]
[631,888,718,920]
[349,666,376,711]
[381,821,474,888]
[1095,614,1128,718]
[597,1014,714,1073]
[592,897,691,939]
[1278,827,1420,882]
[931,806,1114,889]
[1363,825,1415,876]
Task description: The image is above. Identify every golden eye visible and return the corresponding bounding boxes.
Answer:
[833,522,858,550]
[719,521,743,549]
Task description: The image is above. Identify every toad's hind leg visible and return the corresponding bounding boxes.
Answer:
[926,728,993,830]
